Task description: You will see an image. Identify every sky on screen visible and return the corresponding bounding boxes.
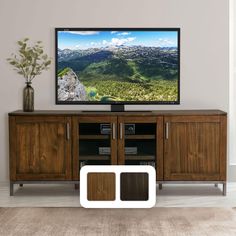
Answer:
[58,30,178,50]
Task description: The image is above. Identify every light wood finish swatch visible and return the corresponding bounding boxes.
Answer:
[87,173,115,201]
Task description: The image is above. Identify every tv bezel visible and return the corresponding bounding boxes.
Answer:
[55,27,180,105]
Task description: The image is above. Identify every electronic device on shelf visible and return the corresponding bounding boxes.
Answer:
[100,124,111,134]
[99,147,110,155]
[99,147,137,155]
[140,161,156,168]
[80,161,88,168]
[125,147,138,155]
[100,123,136,135]
[125,124,135,135]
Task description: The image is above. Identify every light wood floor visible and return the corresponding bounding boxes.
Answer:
[1,182,236,207]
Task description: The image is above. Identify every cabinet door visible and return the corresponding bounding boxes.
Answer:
[73,116,117,180]
[10,116,72,180]
[164,115,226,181]
[118,116,164,180]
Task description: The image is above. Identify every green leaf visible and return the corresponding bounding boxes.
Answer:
[42,54,47,60]
[17,41,23,46]
[8,38,51,78]
[10,61,17,65]
[45,61,51,66]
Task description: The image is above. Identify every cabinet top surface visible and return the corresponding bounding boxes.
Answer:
[8,109,227,116]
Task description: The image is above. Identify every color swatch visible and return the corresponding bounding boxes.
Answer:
[80,165,156,208]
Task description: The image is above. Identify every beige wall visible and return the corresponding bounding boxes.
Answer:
[0,0,229,181]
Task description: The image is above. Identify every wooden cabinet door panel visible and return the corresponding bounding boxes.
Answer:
[164,116,226,181]
[39,122,67,174]
[16,123,40,174]
[73,116,117,180]
[11,116,72,180]
[117,116,164,180]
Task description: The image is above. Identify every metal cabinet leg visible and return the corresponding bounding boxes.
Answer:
[10,182,14,196]
[74,184,79,190]
[159,184,163,190]
[214,183,218,187]
[223,183,226,196]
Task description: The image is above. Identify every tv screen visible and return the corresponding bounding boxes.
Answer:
[56,28,180,104]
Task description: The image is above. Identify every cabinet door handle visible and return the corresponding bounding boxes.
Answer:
[112,123,116,140]
[66,123,70,140]
[165,122,169,140]
[120,123,123,139]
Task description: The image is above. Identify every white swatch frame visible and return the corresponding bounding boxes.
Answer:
[80,165,156,208]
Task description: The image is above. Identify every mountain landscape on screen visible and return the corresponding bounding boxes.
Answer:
[56,30,179,102]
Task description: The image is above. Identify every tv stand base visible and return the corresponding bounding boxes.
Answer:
[111,104,125,112]
[10,180,80,196]
[157,181,227,196]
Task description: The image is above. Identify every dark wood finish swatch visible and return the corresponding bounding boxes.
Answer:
[120,173,149,201]
[87,173,115,201]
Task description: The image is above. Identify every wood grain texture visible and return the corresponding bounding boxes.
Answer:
[164,115,226,181]
[9,111,227,185]
[110,117,118,165]
[165,115,221,123]
[78,116,117,123]
[72,116,79,180]
[117,117,125,165]
[117,116,163,181]
[120,173,149,201]
[9,116,16,181]
[39,121,65,174]
[9,109,227,116]
[10,116,72,181]
[16,122,39,174]
[79,155,110,161]
[156,116,164,181]
[76,116,118,180]
[79,135,109,140]
[219,115,227,180]
[117,116,157,123]
[117,116,160,165]
[87,173,115,201]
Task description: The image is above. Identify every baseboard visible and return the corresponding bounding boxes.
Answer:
[228,164,236,181]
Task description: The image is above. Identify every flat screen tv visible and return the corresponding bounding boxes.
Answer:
[55,28,180,108]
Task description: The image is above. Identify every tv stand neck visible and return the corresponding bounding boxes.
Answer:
[111,104,125,112]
